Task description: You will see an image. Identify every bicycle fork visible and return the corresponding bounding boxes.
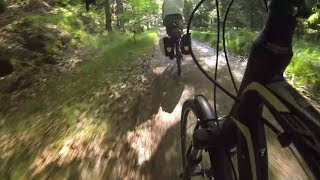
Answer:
[183,128,235,180]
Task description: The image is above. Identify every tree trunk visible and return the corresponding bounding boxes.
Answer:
[0,0,5,14]
[115,0,124,31]
[105,0,113,32]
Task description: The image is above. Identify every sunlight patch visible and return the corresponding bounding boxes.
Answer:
[30,116,106,177]
[0,130,33,159]
[153,66,167,75]
[125,85,195,165]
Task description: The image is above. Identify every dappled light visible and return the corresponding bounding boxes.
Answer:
[126,85,194,165]
[30,116,106,176]
[100,85,194,179]
[0,0,319,179]
[0,30,313,179]
[192,41,247,82]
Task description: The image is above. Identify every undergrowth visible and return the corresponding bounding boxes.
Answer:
[12,30,157,126]
[0,2,158,178]
[2,4,109,66]
[0,30,158,178]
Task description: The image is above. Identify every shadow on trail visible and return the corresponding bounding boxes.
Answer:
[139,122,181,180]
[103,54,243,179]
[103,40,310,180]
[153,65,185,113]
[100,64,188,179]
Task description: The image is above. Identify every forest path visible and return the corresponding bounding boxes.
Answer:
[105,28,309,179]
[0,29,309,179]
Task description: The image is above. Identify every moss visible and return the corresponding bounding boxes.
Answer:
[3,23,15,32]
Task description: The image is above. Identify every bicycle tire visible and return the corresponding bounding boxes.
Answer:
[174,39,182,77]
[181,99,196,167]
[177,56,182,76]
[181,99,213,180]
[181,99,198,180]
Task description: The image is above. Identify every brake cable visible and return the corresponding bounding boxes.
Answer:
[186,0,238,102]
[213,0,220,128]
[186,0,238,179]
[222,0,239,96]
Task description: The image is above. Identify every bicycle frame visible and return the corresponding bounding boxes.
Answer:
[180,81,320,180]
[227,0,320,178]
[230,80,320,180]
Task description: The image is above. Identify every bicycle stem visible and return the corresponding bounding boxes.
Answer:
[229,0,302,115]
[238,0,298,92]
[263,0,297,48]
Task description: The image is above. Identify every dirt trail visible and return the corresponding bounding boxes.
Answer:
[104,28,310,179]
[0,28,310,179]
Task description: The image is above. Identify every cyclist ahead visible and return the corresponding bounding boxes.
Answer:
[162,0,184,37]
[160,0,185,60]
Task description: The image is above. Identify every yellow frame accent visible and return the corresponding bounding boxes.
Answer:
[243,82,290,112]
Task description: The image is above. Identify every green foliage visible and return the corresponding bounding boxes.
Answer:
[0,3,109,68]
[190,0,319,97]
[296,7,320,41]
[192,29,256,56]
[308,8,320,24]
[286,40,320,95]
[0,30,158,179]
[83,31,157,71]
[46,0,83,6]
[9,4,106,62]
[17,4,103,34]
[186,0,266,30]
[191,1,215,29]
[42,30,157,103]
[192,30,320,96]
[122,0,160,34]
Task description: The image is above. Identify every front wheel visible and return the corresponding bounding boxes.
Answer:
[181,99,212,180]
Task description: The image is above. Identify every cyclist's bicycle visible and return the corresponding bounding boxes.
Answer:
[180,0,320,179]
[163,22,184,76]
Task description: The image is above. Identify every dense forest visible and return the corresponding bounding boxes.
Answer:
[0,0,319,179]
